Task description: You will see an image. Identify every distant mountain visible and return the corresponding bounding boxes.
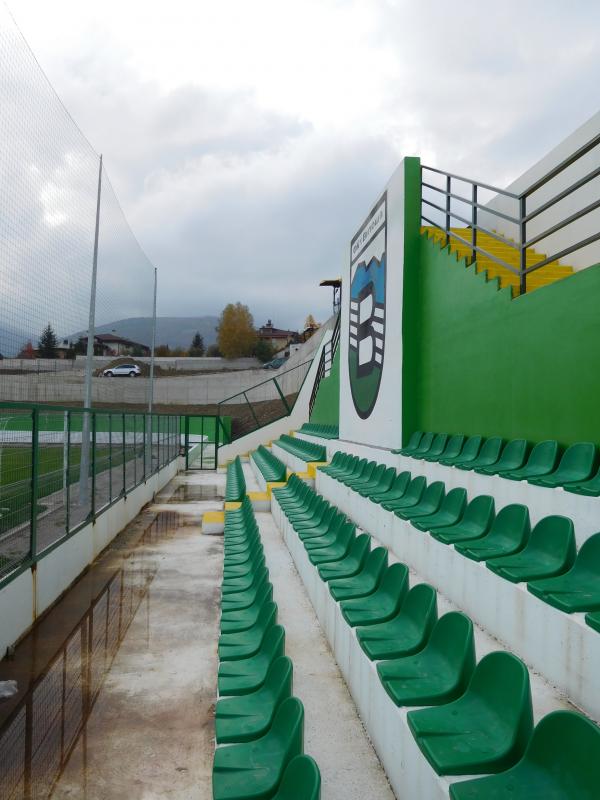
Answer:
[71,316,219,350]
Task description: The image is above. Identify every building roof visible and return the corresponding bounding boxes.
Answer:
[258,320,297,339]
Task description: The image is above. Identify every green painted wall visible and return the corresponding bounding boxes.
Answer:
[406,233,600,446]
[309,349,340,425]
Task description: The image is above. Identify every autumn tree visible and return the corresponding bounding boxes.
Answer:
[189,331,205,356]
[155,344,171,356]
[304,314,319,330]
[206,344,222,357]
[38,323,58,358]
[217,303,257,359]
[18,340,35,359]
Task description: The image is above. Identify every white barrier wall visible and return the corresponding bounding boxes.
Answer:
[340,160,409,449]
[0,456,181,658]
[482,110,600,271]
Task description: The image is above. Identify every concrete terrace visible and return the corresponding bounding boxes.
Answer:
[0,467,391,800]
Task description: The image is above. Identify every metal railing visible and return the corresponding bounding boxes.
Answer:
[217,359,313,441]
[0,403,182,590]
[421,129,600,294]
[309,313,340,416]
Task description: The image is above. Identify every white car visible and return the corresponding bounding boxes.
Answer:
[103,363,141,377]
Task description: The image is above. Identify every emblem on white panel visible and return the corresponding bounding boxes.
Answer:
[348,192,386,419]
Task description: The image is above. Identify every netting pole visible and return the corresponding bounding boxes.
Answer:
[79,154,103,508]
[146,267,157,473]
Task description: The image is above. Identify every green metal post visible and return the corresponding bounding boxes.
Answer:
[243,391,260,429]
[122,413,126,496]
[30,408,39,560]
[273,377,291,415]
[185,416,190,470]
[66,411,71,533]
[91,412,96,519]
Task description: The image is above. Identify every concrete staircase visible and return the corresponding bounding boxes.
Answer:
[423,226,574,296]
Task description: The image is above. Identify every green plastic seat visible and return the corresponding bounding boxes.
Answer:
[298,514,345,542]
[455,504,530,562]
[329,547,388,601]
[221,590,273,634]
[449,710,600,800]
[503,439,559,481]
[528,532,600,612]
[338,457,368,485]
[212,696,304,800]
[393,430,424,455]
[273,755,321,800]
[439,435,482,467]
[395,481,445,520]
[295,507,337,536]
[487,516,576,583]
[218,602,277,661]
[408,431,435,458]
[216,656,293,744]
[586,610,600,632]
[476,439,528,476]
[458,437,503,472]
[317,534,371,581]
[357,583,438,660]
[222,580,273,615]
[566,466,600,496]
[412,488,467,532]
[218,626,285,696]
[276,434,326,463]
[345,460,376,489]
[360,466,396,499]
[223,553,266,580]
[413,433,448,461]
[357,464,392,497]
[223,565,270,595]
[370,471,411,505]
[377,612,475,706]
[529,442,597,488]
[424,434,465,463]
[308,524,356,566]
[327,454,356,480]
[340,562,409,627]
[431,495,495,545]
[381,475,426,512]
[303,519,353,551]
[407,651,533,776]
[226,457,247,502]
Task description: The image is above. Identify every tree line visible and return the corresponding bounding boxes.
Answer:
[16,304,319,363]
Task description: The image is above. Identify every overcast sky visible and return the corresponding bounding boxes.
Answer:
[9,0,600,330]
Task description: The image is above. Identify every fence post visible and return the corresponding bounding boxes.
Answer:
[30,408,39,561]
[519,195,527,295]
[122,412,126,496]
[471,184,478,265]
[184,416,190,470]
[66,411,71,534]
[91,412,96,519]
[273,377,291,415]
[108,411,113,503]
[445,174,451,246]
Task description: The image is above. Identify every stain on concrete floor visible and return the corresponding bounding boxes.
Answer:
[0,475,223,800]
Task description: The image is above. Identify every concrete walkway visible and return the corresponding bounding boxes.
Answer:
[256,511,395,800]
[50,473,223,800]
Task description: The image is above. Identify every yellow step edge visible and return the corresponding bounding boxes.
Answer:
[307,461,329,478]
[224,501,242,511]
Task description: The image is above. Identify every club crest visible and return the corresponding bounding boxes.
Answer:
[348,192,386,419]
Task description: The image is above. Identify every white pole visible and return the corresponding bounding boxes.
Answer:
[146,267,157,472]
[79,154,102,507]
[63,409,68,501]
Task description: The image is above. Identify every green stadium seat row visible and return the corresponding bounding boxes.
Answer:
[273,477,600,796]
[274,434,326,463]
[395,430,600,495]
[252,445,287,484]
[299,423,339,439]
[319,454,600,619]
[214,496,321,800]
[225,456,247,502]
